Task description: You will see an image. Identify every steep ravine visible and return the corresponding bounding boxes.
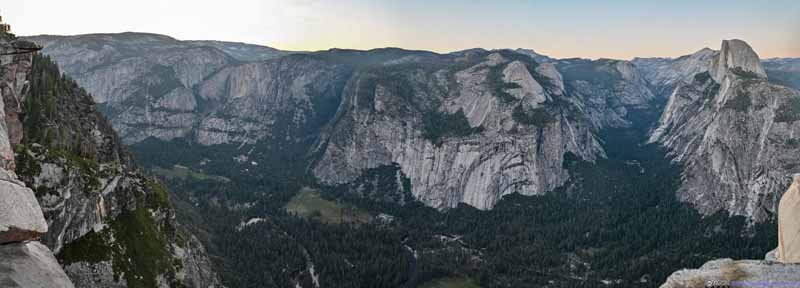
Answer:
[15,53,221,287]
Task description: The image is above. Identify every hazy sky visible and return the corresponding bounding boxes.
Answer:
[3,0,799,59]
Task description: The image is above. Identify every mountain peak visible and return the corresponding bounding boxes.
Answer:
[711,39,767,81]
[693,47,716,56]
[514,48,554,63]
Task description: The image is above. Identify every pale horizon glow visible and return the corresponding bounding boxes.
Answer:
[3,0,799,60]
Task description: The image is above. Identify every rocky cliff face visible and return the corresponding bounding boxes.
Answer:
[556,58,656,128]
[648,40,800,222]
[191,54,349,146]
[24,33,291,145]
[633,48,717,98]
[0,27,74,288]
[313,50,656,209]
[13,53,221,287]
[710,40,767,82]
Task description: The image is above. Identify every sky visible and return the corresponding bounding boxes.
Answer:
[3,0,799,59]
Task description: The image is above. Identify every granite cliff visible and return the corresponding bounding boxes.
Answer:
[632,48,716,98]
[313,50,656,209]
[645,40,800,222]
[24,33,290,145]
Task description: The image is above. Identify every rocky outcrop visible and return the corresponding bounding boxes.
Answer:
[0,241,75,287]
[0,26,74,288]
[710,39,767,82]
[778,174,800,262]
[0,169,47,243]
[660,258,800,288]
[649,39,800,222]
[503,60,547,106]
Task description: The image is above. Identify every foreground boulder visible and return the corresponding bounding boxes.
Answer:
[0,241,75,288]
[0,170,47,243]
[662,176,800,287]
[778,174,800,262]
[660,258,800,288]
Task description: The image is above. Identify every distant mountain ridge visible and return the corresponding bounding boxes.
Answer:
[20,31,800,287]
[25,32,289,61]
[24,32,800,220]
[24,32,661,211]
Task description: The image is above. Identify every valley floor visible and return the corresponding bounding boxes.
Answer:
[133,109,777,288]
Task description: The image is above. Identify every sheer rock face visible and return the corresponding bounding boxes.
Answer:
[535,63,565,94]
[711,39,768,82]
[0,42,46,242]
[192,55,348,145]
[0,43,45,240]
[0,31,72,288]
[313,51,655,210]
[0,169,47,243]
[313,53,593,210]
[24,33,290,145]
[0,242,75,288]
[0,39,35,169]
[649,39,800,222]
[503,60,547,106]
